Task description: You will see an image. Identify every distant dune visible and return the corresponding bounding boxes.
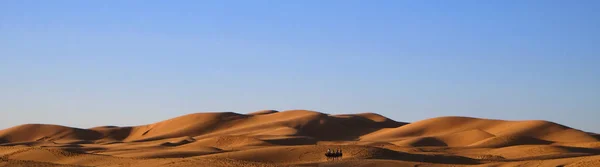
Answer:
[1,110,599,167]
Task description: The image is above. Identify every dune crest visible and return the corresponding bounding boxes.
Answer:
[248,110,279,115]
[0,110,598,166]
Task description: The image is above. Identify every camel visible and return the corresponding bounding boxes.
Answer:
[324,148,343,160]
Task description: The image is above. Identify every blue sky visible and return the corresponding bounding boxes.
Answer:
[1,0,599,132]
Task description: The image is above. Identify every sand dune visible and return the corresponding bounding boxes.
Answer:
[360,116,596,146]
[0,110,598,166]
[0,124,102,143]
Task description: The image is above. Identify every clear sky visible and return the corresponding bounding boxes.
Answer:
[1,0,599,132]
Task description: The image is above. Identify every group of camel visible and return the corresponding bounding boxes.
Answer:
[324,149,343,160]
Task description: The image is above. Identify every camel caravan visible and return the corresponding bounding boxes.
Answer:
[324,148,343,160]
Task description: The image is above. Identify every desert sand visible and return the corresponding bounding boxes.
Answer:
[1,110,599,167]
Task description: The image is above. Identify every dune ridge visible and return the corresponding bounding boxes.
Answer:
[0,110,598,167]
